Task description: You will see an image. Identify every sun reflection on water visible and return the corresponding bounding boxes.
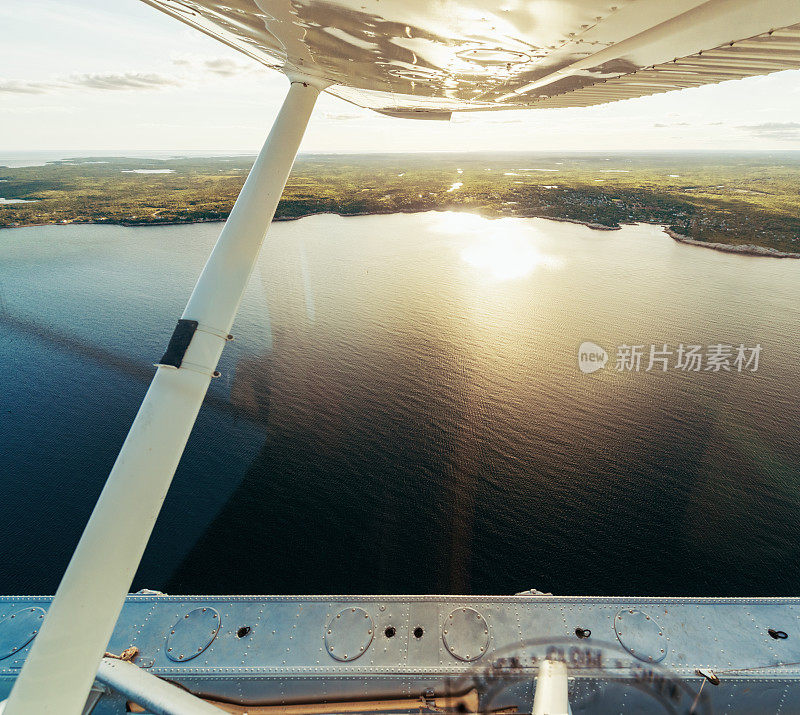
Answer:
[431,211,562,281]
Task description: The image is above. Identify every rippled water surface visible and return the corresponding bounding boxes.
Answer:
[1,212,798,596]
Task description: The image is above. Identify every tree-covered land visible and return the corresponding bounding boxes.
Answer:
[2,152,799,253]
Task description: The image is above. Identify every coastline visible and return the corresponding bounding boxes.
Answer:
[664,227,800,259]
[2,210,799,259]
[537,215,621,231]
[0,207,626,231]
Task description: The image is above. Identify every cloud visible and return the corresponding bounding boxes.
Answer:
[68,72,181,90]
[321,111,364,121]
[653,121,690,127]
[0,58,251,97]
[171,55,255,77]
[0,79,62,94]
[738,121,800,141]
[0,73,180,94]
[202,58,253,77]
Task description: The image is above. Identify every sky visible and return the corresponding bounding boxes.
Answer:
[2,0,800,154]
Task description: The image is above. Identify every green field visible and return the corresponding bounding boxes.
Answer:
[2,152,800,253]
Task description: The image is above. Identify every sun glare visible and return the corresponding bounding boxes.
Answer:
[431,212,562,281]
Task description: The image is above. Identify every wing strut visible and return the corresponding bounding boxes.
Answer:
[3,79,320,715]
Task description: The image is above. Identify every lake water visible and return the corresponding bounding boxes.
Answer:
[1,212,798,596]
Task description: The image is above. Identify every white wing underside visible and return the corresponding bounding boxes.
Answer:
[140,0,800,118]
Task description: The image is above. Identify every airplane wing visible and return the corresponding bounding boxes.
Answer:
[140,0,800,118]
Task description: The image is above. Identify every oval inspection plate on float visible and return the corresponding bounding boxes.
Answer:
[0,607,46,660]
[325,607,374,662]
[166,607,221,662]
[443,607,490,662]
[614,608,667,663]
